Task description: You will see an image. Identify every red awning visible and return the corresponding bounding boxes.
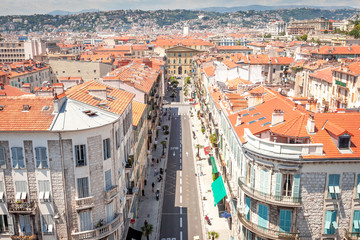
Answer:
[204,146,211,155]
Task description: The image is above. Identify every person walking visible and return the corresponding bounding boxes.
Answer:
[152,182,155,193]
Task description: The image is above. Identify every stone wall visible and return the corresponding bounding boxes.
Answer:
[0,141,15,200]
[87,135,105,225]
[339,172,355,238]
[297,172,326,240]
[48,140,69,239]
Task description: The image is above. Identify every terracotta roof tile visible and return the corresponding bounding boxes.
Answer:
[132,101,147,127]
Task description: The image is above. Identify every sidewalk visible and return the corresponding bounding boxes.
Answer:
[132,112,171,240]
[189,108,231,240]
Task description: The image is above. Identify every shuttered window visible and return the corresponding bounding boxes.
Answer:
[19,215,31,235]
[275,173,282,201]
[324,210,337,234]
[15,181,27,201]
[292,174,301,202]
[75,145,87,167]
[38,180,51,201]
[105,170,112,191]
[258,203,268,229]
[245,196,251,220]
[11,147,24,168]
[106,201,114,223]
[279,209,292,233]
[0,147,6,168]
[356,174,360,199]
[353,210,360,233]
[35,147,48,168]
[328,174,340,199]
[79,211,92,231]
[42,215,54,234]
[77,177,89,198]
[103,138,111,160]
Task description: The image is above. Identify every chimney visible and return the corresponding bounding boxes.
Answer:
[53,83,64,95]
[307,114,315,133]
[88,86,107,100]
[236,113,242,126]
[272,109,284,126]
[21,83,31,93]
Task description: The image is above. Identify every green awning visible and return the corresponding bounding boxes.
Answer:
[211,176,227,206]
[211,156,218,174]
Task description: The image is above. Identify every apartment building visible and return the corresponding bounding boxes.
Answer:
[0,40,46,63]
[196,66,360,240]
[0,80,135,240]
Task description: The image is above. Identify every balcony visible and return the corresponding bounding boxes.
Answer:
[75,196,94,210]
[238,212,299,240]
[71,213,123,240]
[345,231,360,240]
[244,128,323,160]
[238,179,301,207]
[104,186,119,203]
[8,200,36,214]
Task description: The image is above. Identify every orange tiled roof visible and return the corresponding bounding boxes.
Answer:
[0,85,32,96]
[311,45,360,55]
[0,96,55,131]
[270,113,309,138]
[63,80,135,116]
[222,60,239,69]
[217,46,250,50]
[226,77,252,90]
[203,65,215,77]
[132,101,147,127]
[309,67,334,84]
[333,62,360,76]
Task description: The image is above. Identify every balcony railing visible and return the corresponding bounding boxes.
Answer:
[238,212,299,240]
[238,179,301,207]
[8,200,36,214]
[244,128,323,158]
[104,186,119,202]
[75,196,94,210]
[345,231,360,240]
[72,213,123,240]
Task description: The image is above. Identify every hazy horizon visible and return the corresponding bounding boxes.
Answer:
[1,0,360,16]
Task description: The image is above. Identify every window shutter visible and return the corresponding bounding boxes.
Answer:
[35,147,41,168]
[353,210,360,232]
[83,145,87,165]
[105,170,112,191]
[331,210,338,229]
[17,148,24,168]
[19,215,25,232]
[41,147,48,168]
[8,215,14,235]
[279,209,292,233]
[250,165,254,189]
[259,169,264,193]
[0,147,6,167]
[245,196,251,220]
[292,174,300,202]
[11,147,17,168]
[77,178,83,198]
[107,139,111,158]
[103,139,107,160]
[275,173,282,200]
[324,211,332,234]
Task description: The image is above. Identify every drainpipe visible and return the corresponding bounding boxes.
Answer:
[58,132,71,240]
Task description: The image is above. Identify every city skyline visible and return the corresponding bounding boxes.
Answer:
[1,0,360,16]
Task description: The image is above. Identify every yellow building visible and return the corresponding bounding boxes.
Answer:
[165,45,201,76]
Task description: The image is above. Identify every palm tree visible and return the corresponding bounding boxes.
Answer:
[141,223,153,240]
[208,231,219,240]
[195,144,202,158]
[161,140,167,156]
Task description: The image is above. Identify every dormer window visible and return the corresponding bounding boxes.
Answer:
[338,133,351,149]
[22,105,31,111]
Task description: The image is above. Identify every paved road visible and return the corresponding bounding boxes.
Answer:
[160,80,203,240]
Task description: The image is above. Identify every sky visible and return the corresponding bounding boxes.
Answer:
[0,0,360,15]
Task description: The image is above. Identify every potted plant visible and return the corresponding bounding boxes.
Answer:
[195,144,202,160]
[201,127,205,134]
[208,231,219,240]
[95,219,104,228]
[141,223,154,240]
[210,133,218,147]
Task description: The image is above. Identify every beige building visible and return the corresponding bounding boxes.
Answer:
[166,45,201,76]
[288,17,330,35]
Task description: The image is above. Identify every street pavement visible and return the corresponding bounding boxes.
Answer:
[133,77,230,240]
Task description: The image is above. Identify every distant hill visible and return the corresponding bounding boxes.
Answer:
[48,9,99,15]
[198,5,355,13]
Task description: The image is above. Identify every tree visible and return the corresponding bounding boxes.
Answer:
[300,34,308,41]
[264,33,271,38]
[141,223,153,240]
[195,144,202,158]
[208,231,219,240]
[161,140,167,156]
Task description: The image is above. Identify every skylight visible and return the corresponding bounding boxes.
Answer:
[83,110,97,116]
[248,107,256,111]
[107,95,117,101]
[93,97,102,101]
[258,116,266,121]
[248,120,257,124]
[262,122,271,126]
[252,112,260,117]
[0,105,5,111]
[242,113,249,117]
[42,106,50,111]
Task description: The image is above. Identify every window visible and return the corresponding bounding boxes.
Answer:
[328,174,340,199]
[338,134,351,149]
[258,203,268,229]
[105,170,112,191]
[106,201,114,222]
[259,169,270,195]
[279,209,292,233]
[94,70,96,73]
[38,180,51,201]
[42,215,54,234]
[0,214,9,233]
[0,147,6,168]
[11,147,24,168]
[79,211,92,231]
[75,145,87,166]
[245,196,251,220]
[353,210,360,234]
[115,131,120,149]
[103,138,111,160]
[35,147,48,168]
[77,177,89,198]
[282,174,293,197]
[19,215,31,235]
[356,174,360,199]
[15,181,27,201]
[324,210,338,234]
